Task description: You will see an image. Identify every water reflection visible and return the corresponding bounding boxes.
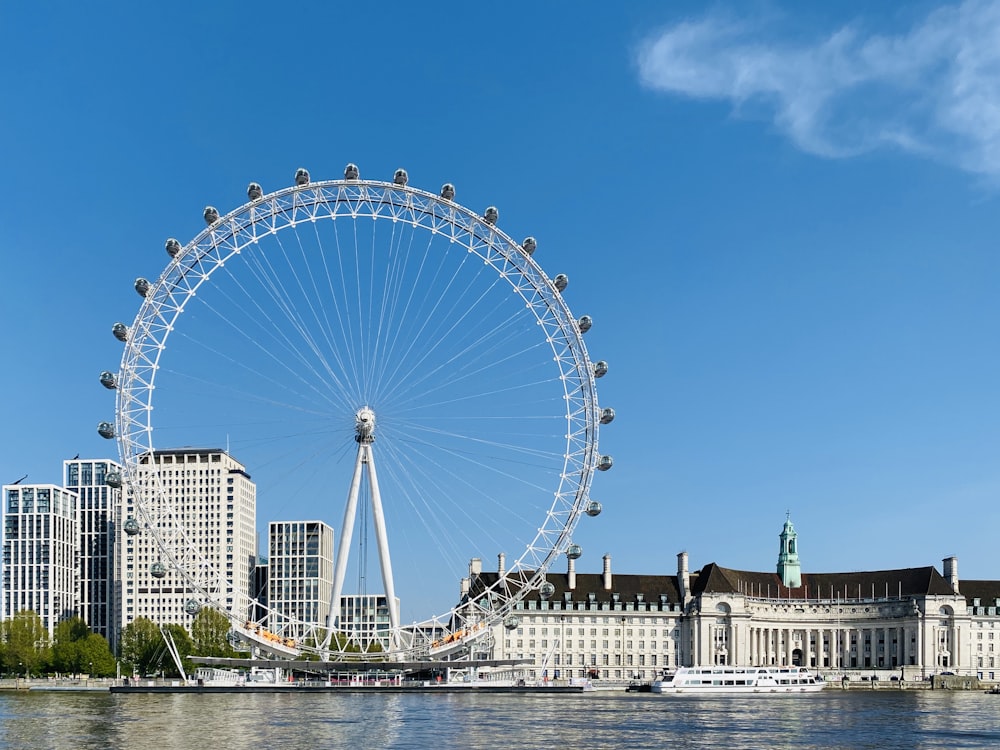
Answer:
[0,689,999,750]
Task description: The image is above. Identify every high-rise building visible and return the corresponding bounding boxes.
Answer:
[120,449,256,629]
[2,484,78,637]
[267,520,334,639]
[64,458,121,647]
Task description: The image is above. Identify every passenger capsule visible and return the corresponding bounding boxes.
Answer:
[577,315,592,334]
[204,206,220,225]
[597,455,614,471]
[483,206,498,225]
[247,182,263,200]
[504,615,520,630]
[393,168,408,186]
[522,237,537,256]
[134,277,150,297]
[184,599,200,616]
[105,471,122,489]
[294,168,310,186]
[112,322,129,342]
[440,183,455,200]
[99,371,117,390]
[553,274,568,292]
[539,581,556,600]
[150,561,167,579]
[593,361,608,378]
[165,238,181,257]
[600,407,615,425]
[566,544,583,560]
[123,516,140,535]
[344,163,360,180]
[97,422,115,440]
[585,500,602,517]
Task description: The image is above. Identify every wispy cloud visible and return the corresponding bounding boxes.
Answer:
[636,1,1000,177]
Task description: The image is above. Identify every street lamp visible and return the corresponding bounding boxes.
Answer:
[89,661,93,686]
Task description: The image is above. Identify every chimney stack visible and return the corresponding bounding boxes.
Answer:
[568,555,577,590]
[678,551,690,605]
[943,556,959,594]
[602,554,612,590]
[497,552,506,577]
[469,557,482,577]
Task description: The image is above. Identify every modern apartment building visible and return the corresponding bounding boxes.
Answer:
[1,484,78,637]
[267,520,334,638]
[64,458,121,647]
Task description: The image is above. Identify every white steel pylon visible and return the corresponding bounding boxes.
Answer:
[323,407,400,651]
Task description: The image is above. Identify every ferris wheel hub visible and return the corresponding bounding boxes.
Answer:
[355,406,376,443]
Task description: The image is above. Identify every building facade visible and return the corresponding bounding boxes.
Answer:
[120,449,256,629]
[64,458,121,647]
[463,522,1000,683]
[2,484,78,637]
[267,520,334,638]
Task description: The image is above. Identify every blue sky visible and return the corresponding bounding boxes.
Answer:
[2,1,1000,617]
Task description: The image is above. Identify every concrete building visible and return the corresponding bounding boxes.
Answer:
[64,458,121,647]
[463,519,1000,683]
[120,449,256,629]
[267,520,334,638]
[2,484,78,637]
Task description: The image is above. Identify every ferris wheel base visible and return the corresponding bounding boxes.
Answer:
[235,623,301,658]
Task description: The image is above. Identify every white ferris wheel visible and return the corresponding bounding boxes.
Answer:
[98,164,614,660]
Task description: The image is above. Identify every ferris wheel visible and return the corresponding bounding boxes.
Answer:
[98,164,614,659]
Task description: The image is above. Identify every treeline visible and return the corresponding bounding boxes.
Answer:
[1,607,239,678]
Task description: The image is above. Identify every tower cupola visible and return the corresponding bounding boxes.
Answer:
[777,513,802,588]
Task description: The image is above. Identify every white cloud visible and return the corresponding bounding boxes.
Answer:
[636,1,1000,177]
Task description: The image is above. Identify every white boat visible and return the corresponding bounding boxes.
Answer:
[651,666,825,694]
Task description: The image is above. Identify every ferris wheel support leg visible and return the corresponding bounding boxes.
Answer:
[322,442,365,650]
[364,444,400,648]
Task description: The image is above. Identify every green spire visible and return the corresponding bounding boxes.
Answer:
[777,512,802,588]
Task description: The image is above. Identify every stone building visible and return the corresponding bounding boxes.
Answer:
[462,518,1000,682]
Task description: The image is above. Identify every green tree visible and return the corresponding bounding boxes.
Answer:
[3,611,49,677]
[78,633,117,677]
[119,617,161,676]
[191,608,236,658]
[51,616,89,674]
[162,624,194,677]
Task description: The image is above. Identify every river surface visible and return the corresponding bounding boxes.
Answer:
[1,688,999,749]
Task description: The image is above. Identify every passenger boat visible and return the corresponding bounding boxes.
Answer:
[651,666,825,694]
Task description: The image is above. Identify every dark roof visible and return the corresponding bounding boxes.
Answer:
[468,560,967,605]
[691,563,956,599]
[960,580,1000,606]
[468,571,682,604]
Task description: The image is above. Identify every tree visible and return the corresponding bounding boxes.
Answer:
[3,611,49,677]
[119,617,161,676]
[162,624,194,677]
[51,616,89,674]
[78,633,117,677]
[191,608,236,658]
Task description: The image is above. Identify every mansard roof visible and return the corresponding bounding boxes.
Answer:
[692,563,957,599]
[960,580,1000,606]
[468,571,683,604]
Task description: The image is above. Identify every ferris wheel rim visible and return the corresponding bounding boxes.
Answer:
[110,172,604,658]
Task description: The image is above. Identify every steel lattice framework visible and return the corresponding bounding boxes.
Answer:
[106,173,610,660]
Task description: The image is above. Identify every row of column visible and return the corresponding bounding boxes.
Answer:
[741,624,919,668]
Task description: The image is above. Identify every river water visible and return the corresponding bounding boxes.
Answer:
[1,688,998,749]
